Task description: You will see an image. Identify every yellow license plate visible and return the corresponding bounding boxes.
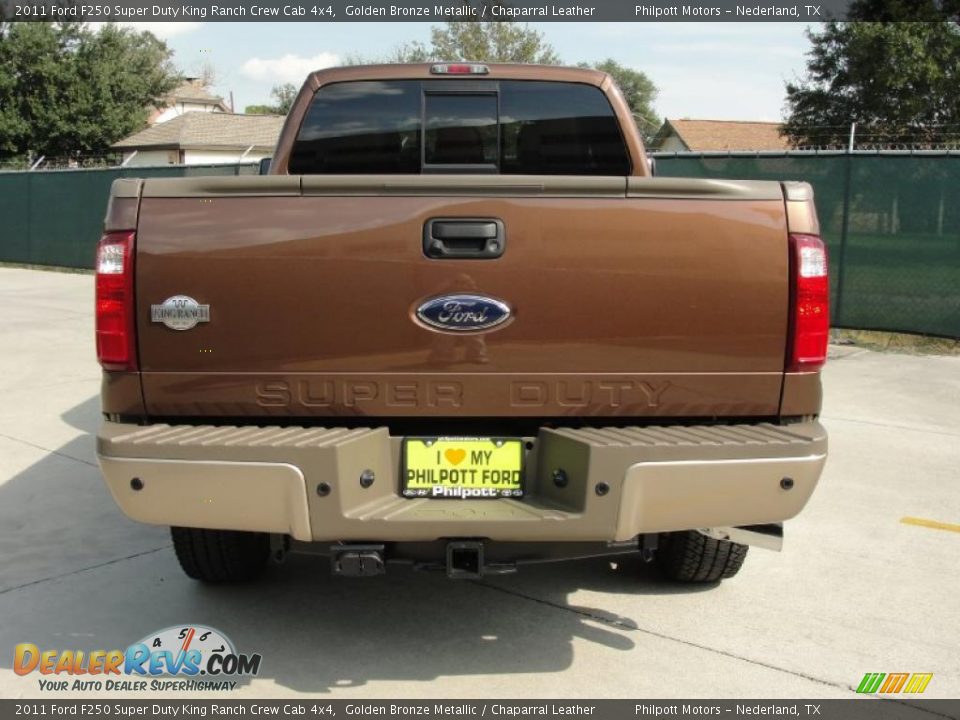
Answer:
[402,438,524,499]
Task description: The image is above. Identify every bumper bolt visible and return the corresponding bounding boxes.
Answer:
[316,482,331,497]
[360,469,375,488]
[780,477,795,490]
[130,477,143,491]
[552,469,568,488]
[595,482,610,497]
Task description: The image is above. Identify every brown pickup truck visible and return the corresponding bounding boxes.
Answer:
[96,63,829,584]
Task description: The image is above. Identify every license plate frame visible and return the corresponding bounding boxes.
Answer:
[401,437,525,499]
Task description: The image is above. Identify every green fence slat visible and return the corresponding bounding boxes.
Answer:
[0,173,31,264]
[0,163,257,271]
[27,169,121,268]
[1,157,957,338]
[656,154,960,338]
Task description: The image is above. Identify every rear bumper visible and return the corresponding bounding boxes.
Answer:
[97,420,827,543]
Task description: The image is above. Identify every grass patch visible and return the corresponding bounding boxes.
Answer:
[0,261,92,275]
[832,328,960,355]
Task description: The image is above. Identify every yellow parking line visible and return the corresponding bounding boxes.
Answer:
[901,516,960,534]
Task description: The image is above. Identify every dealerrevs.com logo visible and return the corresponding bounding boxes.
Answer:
[14,625,261,692]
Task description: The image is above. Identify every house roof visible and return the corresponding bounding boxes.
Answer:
[653,119,792,151]
[113,112,285,150]
[168,79,230,110]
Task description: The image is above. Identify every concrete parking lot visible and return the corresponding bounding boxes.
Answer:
[0,266,958,700]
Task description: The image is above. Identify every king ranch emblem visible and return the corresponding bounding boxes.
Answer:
[151,295,210,331]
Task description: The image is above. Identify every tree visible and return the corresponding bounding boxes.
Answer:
[0,22,179,160]
[846,0,959,21]
[428,21,560,63]
[782,19,960,148]
[245,83,298,115]
[366,20,560,64]
[579,59,659,136]
[380,43,432,64]
[269,83,298,114]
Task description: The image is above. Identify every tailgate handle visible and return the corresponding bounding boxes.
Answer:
[424,218,505,259]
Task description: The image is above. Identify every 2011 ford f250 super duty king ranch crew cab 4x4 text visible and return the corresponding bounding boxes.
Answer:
[95,62,829,584]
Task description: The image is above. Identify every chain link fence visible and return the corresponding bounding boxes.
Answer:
[1,155,957,337]
[654,152,960,338]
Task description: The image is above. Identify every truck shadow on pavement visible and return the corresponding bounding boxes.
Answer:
[0,396,713,695]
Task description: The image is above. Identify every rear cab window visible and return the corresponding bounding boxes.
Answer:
[288,79,630,176]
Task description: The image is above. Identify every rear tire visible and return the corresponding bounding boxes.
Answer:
[656,531,748,583]
[171,527,271,583]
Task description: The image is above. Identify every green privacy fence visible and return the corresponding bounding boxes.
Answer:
[0,163,257,270]
[653,152,960,338]
[1,154,957,337]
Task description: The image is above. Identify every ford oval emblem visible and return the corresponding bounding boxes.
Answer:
[416,294,511,332]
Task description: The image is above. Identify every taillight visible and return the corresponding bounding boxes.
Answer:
[95,231,137,371]
[787,233,829,372]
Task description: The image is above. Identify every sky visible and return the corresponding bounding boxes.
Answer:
[131,22,815,123]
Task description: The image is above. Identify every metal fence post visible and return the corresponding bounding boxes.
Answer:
[26,172,33,264]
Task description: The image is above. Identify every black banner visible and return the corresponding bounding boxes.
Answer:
[0,0,858,23]
[1,700,959,720]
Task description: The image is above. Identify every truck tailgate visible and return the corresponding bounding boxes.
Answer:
[134,176,789,418]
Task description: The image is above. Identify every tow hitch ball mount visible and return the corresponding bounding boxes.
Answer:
[330,544,386,577]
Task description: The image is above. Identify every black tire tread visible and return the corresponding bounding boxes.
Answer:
[171,527,270,583]
[656,530,749,583]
